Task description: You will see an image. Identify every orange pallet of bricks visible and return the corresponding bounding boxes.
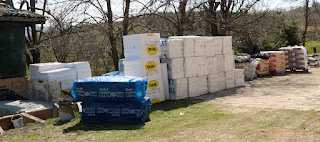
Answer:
[261,51,286,76]
[256,59,270,77]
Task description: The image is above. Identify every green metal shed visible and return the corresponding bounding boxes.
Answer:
[0,3,46,79]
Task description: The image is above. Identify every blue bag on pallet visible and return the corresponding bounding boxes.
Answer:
[102,71,124,76]
[81,97,152,123]
[71,76,147,103]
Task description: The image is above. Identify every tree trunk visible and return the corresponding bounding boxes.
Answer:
[178,0,188,36]
[4,0,13,7]
[29,0,41,63]
[121,0,130,59]
[302,0,309,46]
[208,0,219,36]
[106,0,119,71]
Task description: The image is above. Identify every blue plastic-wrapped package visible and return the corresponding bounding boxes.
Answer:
[81,97,152,123]
[72,76,148,103]
[102,71,124,76]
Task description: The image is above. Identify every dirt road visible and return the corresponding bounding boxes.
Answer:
[201,68,320,111]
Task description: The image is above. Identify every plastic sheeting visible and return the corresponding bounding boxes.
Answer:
[72,76,148,103]
[235,59,259,81]
[81,97,152,123]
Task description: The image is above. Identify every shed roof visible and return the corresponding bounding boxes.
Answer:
[0,3,46,24]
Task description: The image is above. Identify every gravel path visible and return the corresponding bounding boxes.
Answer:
[200,68,320,111]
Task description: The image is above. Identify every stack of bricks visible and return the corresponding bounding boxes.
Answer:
[256,59,270,75]
[261,51,286,74]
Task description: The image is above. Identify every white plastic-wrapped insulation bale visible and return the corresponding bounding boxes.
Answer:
[160,58,184,79]
[160,38,183,59]
[224,54,235,72]
[29,62,66,80]
[160,63,170,100]
[208,72,226,93]
[225,70,235,89]
[196,57,209,76]
[146,78,165,102]
[169,78,188,100]
[184,57,197,77]
[160,38,168,59]
[222,36,233,54]
[123,57,162,80]
[216,54,225,73]
[66,62,92,79]
[169,36,198,57]
[188,76,208,97]
[38,68,77,90]
[123,33,161,59]
[195,37,211,57]
[206,36,223,55]
[207,56,218,74]
[234,69,245,87]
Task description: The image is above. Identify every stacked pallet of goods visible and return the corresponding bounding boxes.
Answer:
[261,51,286,75]
[279,46,308,72]
[235,59,259,81]
[72,76,151,123]
[160,36,244,99]
[256,58,270,76]
[122,33,165,103]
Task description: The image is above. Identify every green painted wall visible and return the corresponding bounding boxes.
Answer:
[0,24,26,79]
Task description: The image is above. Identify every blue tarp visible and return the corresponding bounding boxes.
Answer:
[72,76,148,103]
[81,97,152,123]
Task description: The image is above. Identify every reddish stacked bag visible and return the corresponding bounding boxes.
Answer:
[261,51,286,73]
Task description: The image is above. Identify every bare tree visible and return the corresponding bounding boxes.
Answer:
[302,0,310,46]
[202,0,264,36]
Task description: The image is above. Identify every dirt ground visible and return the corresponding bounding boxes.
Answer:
[200,67,320,111]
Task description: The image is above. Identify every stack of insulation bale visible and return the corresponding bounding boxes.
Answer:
[72,76,151,123]
[160,38,188,100]
[256,59,270,76]
[160,36,244,99]
[261,51,286,75]
[279,46,308,71]
[29,62,92,90]
[122,33,165,103]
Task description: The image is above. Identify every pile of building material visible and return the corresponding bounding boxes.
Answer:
[280,46,308,72]
[72,76,151,123]
[235,59,259,81]
[261,51,286,75]
[256,59,270,76]
[160,36,244,99]
[29,62,92,90]
[122,33,165,103]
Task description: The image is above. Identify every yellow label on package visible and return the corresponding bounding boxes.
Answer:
[145,62,157,70]
[146,46,158,54]
[147,80,159,89]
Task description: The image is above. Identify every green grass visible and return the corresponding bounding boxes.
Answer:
[305,41,320,54]
[1,99,320,142]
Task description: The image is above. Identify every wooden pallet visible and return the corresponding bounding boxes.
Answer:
[289,67,309,73]
[257,73,271,78]
[271,71,286,76]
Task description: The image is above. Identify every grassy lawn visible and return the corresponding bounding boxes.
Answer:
[305,41,320,54]
[1,99,320,142]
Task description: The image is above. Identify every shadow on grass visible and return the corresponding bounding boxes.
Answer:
[54,120,71,126]
[63,121,144,133]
